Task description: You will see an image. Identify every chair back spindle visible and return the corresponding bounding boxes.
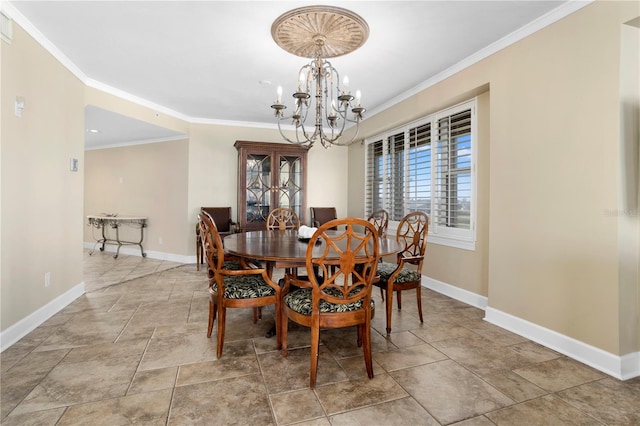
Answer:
[267,207,301,230]
[367,209,389,237]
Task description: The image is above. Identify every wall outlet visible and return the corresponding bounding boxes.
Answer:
[158,237,163,245]
[44,271,51,287]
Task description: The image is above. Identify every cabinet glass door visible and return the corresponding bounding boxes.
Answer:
[235,141,307,231]
[245,153,272,227]
[277,154,304,220]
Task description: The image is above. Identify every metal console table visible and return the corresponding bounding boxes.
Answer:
[87,215,148,258]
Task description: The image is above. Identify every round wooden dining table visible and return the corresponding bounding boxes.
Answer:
[223,228,401,273]
[224,228,401,338]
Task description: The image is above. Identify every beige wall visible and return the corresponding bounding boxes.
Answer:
[486,1,636,356]
[1,24,85,331]
[347,1,639,356]
[83,122,350,259]
[618,18,640,355]
[84,140,190,256]
[186,124,349,236]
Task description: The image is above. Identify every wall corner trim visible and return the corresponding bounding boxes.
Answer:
[485,307,640,381]
[0,282,85,353]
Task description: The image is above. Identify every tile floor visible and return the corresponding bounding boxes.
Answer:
[1,250,639,425]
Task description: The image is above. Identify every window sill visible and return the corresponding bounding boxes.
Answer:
[427,234,475,251]
[387,224,476,251]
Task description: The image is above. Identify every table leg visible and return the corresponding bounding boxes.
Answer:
[89,219,106,255]
[113,223,121,259]
[100,224,107,252]
[265,260,278,338]
[138,224,147,257]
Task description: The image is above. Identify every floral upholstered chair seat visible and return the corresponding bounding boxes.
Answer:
[376,261,421,283]
[284,286,374,315]
[221,260,244,270]
[211,275,277,299]
[219,259,262,270]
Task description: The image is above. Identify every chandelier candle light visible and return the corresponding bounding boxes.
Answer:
[270,6,369,148]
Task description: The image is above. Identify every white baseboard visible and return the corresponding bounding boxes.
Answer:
[485,307,640,381]
[422,276,488,310]
[421,275,639,381]
[0,282,85,352]
[3,243,193,353]
[83,242,193,264]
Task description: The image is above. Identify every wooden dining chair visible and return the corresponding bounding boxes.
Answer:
[266,207,301,278]
[267,207,300,230]
[198,212,282,358]
[199,210,243,267]
[199,211,262,326]
[266,208,300,280]
[196,207,236,271]
[367,209,389,237]
[262,207,301,324]
[310,207,338,230]
[281,217,380,388]
[373,211,429,334]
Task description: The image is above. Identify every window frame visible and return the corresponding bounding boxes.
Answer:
[364,98,477,250]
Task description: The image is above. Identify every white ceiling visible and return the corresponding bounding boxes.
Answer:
[83,105,186,150]
[6,0,587,149]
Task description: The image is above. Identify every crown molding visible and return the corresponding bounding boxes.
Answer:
[4,0,594,129]
[85,135,187,151]
[84,78,192,122]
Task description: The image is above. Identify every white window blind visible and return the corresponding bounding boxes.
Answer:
[407,122,431,218]
[434,109,472,231]
[389,131,405,221]
[365,137,384,212]
[365,98,476,249]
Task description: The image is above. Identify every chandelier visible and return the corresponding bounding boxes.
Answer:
[270,6,369,149]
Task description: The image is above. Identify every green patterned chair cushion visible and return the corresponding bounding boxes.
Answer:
[284,287,374,315]
[221,261,244,270]
[222,259,263,269]
[210,260,254,277]
[211,275,276,299]
[377,261,421,283]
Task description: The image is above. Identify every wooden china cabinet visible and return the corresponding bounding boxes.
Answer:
[235,141,308,231]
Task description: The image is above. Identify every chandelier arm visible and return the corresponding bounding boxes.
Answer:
[321,121,361,147]
[323,110,348,142]
[296,113,318,143]
[270,5,368,148]
[276,117,313,147]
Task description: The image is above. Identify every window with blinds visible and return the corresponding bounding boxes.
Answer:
[364,98,476,249]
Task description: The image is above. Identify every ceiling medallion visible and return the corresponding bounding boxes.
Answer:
[270,6,369,148]
[271,5,369,59]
